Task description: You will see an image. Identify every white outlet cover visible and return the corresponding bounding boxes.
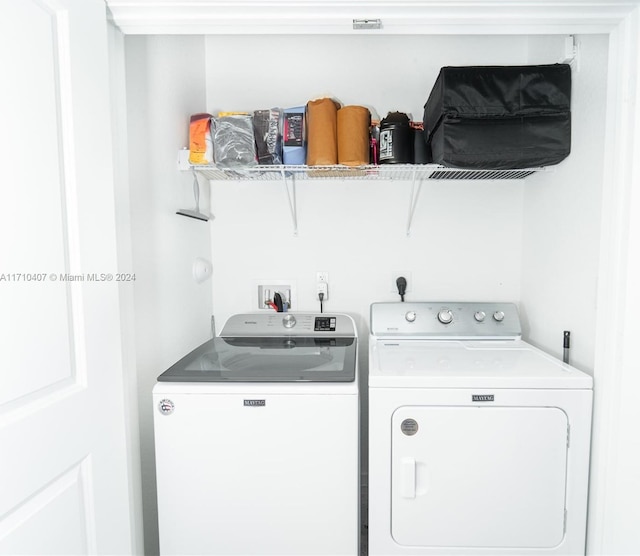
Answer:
[177,148,190,171]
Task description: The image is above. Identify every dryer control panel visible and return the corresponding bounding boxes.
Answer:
[370,302,521,339]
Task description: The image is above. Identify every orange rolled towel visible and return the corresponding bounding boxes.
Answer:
[337,106,371,166]
[306,98,340,166]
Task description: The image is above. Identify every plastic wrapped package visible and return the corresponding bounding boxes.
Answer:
[282,107,306,165]
[253,109,283,165]
[423,64,571,169]
[212,114,258,169]
[188,113,214,165]
[370,121,380,164]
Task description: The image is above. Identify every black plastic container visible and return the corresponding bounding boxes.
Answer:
[379,112,413,164]
[423,64,571,169]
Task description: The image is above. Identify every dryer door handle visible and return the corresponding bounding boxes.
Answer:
[401,457,416,499]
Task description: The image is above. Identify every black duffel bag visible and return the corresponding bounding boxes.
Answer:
[423,64,571,170]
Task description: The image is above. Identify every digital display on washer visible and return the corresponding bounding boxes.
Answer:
[314,316,337,331]
[157,337,356,382]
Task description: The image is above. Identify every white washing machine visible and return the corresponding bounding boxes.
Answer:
[368,302,593,556]
[153,313,359,556]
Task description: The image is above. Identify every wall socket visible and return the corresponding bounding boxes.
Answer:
[390,271,413,295]
[317,272,329,301]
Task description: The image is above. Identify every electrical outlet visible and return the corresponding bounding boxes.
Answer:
[317,281,328,301]
[316,272,329,301]
[390,271,413,295]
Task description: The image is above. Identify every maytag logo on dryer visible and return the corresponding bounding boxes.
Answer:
[244,399,266,407]
[472,394,495,402]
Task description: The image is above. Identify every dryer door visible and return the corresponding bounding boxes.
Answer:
[391,406,568,549]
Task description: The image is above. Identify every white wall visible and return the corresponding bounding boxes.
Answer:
[205,34,536,129]
[204,34,536,323]
[124,35,213,556]
[521,34,609,373]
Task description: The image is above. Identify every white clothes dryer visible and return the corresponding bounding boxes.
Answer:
[368,302,593,556]
[154,313,359,556]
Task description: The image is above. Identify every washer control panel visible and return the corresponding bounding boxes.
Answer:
[221,313,354,337]
[371,302,521,339]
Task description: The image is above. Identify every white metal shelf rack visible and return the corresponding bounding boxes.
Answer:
[190,163,546,236]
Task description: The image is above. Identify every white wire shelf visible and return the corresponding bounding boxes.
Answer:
[186,162,548,236]
[190,163,545,181]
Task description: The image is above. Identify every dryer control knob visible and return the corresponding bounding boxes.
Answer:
[474,311,486,322]
[405,311,417,323]
[493,311,505,322]
[282,314,297,328]
[437,309,453,324]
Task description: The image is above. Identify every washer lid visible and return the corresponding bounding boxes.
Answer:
[158,336,356,382]
[369,339,592,389]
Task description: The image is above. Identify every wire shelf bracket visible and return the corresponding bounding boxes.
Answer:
[406,166,423,237]
[280,168,298,236]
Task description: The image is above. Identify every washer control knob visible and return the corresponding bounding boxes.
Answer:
[474,311,486,322]
[493,311,505,322]
[437,309,453,324]
[282,314,297,328]
[405,311,417,323]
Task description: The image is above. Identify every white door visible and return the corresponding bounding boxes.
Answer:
[0,0,134,554]
[391,405,568,549]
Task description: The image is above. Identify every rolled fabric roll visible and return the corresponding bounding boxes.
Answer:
[306,98,340,166]
[337,105,371,166]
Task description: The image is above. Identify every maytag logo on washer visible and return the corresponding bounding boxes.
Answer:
[158,399,175,415]
[244,399,266,407]
[472,394,495,402]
